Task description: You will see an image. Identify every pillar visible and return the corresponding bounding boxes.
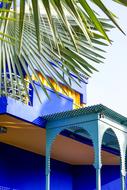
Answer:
[45,128,59,190]
[93,144,102,190]
[45,141,52,190]
[96,166,102,190]
[93,123,102,190]
[94,163,102,190]
[121,169,126,190]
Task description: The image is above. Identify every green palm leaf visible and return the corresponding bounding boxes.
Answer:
[0,0,126,102]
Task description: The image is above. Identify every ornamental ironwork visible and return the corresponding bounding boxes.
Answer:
[0,73,32,104]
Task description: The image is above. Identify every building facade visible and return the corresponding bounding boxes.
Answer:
[0,72,127,190]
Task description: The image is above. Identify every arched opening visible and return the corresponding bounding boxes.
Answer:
[101,128,121,190]
[49,126,95,190]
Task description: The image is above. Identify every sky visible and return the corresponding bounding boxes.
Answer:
[87,1,127,116]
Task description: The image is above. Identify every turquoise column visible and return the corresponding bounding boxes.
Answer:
[93,121,102,190]
[94,163,102,190]
[46,130,53,190]
[45,127,59,190]
[46,144,51,190]
[96,167,102,190]
[46,174,50,190]
[121,175,125,190]
[119,138,126,190]
[121,169,126,190]
[121,149,127,190]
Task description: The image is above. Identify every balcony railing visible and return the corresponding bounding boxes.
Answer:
[1,73,32,104]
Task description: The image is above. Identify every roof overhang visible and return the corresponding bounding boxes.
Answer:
[0,108,123,165]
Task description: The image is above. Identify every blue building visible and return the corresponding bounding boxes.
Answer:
[0,72,127,190]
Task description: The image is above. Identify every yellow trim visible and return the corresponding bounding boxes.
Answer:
[32,73,86,109]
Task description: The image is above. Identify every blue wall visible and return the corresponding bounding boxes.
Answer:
[72,165,126,190]
[0,97,7,114]
[0,75,87,126]
[0,143,126,190]
[28,65,88,104]
[0,143,72,190]
[7,83,73,124]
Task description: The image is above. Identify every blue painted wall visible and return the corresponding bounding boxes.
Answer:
[7,83,73,124]
[0,97,7,114]
[0,73,87,126]
[0,143,126,190]
[28,65,88,104]
[0,143,72,190]
[72,165,125,190]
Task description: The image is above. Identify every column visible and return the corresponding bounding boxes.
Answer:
[45,127,60,190]
[96,166,102,190]
[45,141,52,190]
[94,163,102,190]
[93,125,102,190]
[93,146,102,190]
[46,156,50,190]
[120,145,126,190]
[121,169,126,190]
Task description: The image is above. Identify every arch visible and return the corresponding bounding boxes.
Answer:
[101,127,120,148]
[101,127,120,164]
[101,128,122,189]
[46,123,95,157]
[50,124,95,164]
[101,127,127,175]
[46,124,96,190]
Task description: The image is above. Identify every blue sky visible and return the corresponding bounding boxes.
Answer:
[87,1,127,116]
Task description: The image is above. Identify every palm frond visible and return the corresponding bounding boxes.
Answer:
[0,12,112,101]
[113,0,127,6]
[0,0,126,101]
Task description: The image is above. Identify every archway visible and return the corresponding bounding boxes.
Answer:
[101,128,121,190]
[49,126,95,190]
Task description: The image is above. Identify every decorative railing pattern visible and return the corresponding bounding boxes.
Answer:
[1,73,32,104]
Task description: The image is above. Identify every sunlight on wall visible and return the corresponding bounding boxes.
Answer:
[32,72,85,109]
